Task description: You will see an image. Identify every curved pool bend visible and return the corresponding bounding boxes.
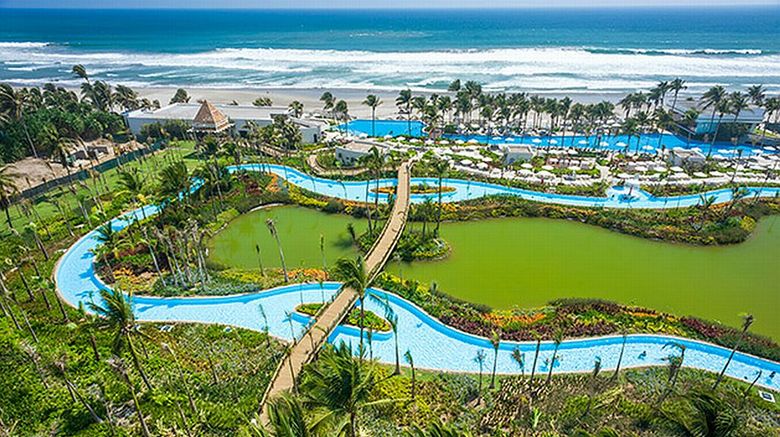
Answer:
[231,163,780,210]
[53,164,780,391]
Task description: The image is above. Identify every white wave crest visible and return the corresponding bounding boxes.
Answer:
[0,42,50,48]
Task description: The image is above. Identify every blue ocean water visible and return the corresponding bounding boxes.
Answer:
[0,7,778,93]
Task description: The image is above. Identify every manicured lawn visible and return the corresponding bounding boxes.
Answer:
[0,141,199,235]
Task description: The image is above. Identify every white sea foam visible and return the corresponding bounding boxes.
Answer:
[1,44,778,93]
[0,42,50,48]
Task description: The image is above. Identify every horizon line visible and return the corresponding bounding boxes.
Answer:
[2,4,778,10]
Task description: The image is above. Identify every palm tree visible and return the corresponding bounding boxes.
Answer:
[511,346,525,379]
[333,256,370,353]
[301,342,395,437]
[170,88,190,104]
[701,85,727,144]
[656,389,741,437]
[0,83,38,158]
[729,91,750,127]
[71,64,89,82]
[266,218,289,283]
[713,314,754,390]
[433,159,448,236]
[747,84,766,107]
[406,418,471,437]
[669,78,687,112]
[530,335,541,384]
[117,167,147,219]
[404,349,416,402]
[474,349,486,401]
[0,166,19,229]
[52,355,104,424]
[489,330,501,389]
[288,100,304,118]
[362,94,382,137]
[546,330,564,384]
[387,310,400,375]
[396,89,413,136]
[107,356,151,437]
[265,393,314,437]
[611,332,627,382]
[88,288,153,391]
[660,341,687,403]
[320,91,335,116]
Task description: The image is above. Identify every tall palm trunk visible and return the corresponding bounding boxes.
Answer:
[127,335,153,391]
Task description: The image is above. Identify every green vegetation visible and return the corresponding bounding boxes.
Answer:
[249,339,780,436]
[296,303,391,332]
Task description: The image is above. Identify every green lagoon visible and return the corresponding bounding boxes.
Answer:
[209,206,780,338]
[208,206,366,271]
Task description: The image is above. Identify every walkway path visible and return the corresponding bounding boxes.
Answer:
[258,160,412,421]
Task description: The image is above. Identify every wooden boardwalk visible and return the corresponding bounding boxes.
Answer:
[259,161,412,422]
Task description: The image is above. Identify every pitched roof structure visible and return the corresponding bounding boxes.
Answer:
[192,100,231,133]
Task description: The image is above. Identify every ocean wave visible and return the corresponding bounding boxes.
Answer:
[0,42,50,48]
[1,44,779,94]
[585,47,768,56]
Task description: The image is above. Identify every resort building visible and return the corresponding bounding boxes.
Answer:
[500,144,536,164]
[124,102,323,143]
[335,141,383,166]
[668,148,706,167]
[666,100,765,136]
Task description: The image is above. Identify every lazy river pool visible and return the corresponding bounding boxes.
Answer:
[52,164,780,391]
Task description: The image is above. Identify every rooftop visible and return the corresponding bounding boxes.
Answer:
[337,141,382,154]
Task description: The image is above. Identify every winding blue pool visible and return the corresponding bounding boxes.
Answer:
[53,164,780,391]
[339,119,769,157]
[235,163,780,209]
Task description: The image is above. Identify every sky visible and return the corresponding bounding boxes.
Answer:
[0,0,776,8]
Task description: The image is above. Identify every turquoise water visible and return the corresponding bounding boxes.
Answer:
[234,163,780,209]
[53,163,780,390]
[1,8,779,93]
[339,119,769,157]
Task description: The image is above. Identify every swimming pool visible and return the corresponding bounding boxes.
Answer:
[339,119,425,138]
[52,164,780,391]
[339,119,768,157]
[233,163,780,209]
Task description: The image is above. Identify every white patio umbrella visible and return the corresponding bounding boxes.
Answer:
[455,139,465,145]
[383,134,393,139]
[693,172,708,178]
[549,139,559,145]
[521,163,533,169]
[615,142,627,148]
[467,139,479,144]
[542,165,554,171]
[578,139,589,146]
[532,138,542,144]
[642,145,654,151]
[537,170,554,177]
[460,159,473,166]
[477,162,489,170]
[670,166,685,173]
[765,146,777,151]
[600,141,610,147]
[652,166,668,173]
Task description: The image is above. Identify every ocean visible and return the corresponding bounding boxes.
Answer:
[1,7,779,95]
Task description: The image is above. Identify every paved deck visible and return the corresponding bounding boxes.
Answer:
[259,160,412,421]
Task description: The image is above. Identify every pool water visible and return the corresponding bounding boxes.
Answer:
[338,119,769,157]
[53,164,780,391]
[339,119,425,138]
